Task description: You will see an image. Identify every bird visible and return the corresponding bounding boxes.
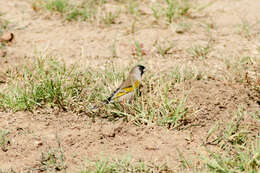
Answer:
[88,65,145,113]
[105,65,146,104]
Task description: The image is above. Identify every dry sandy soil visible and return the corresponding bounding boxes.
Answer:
[0,0,259,172]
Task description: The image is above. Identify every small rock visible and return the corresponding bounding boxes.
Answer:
[0,32,14,42]
[34,140,43,147]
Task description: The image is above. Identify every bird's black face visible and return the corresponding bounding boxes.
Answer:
[137,65,145,76]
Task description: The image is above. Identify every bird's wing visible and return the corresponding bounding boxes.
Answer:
[106,80,140,103]
[115,80,140,97]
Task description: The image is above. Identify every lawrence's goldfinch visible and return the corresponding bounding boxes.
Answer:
[105,65,145,103]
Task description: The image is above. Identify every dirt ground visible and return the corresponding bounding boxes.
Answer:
[0,0,259,172]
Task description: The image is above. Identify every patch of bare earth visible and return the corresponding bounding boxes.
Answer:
[0,112,190,171]
[0,0,260,172]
